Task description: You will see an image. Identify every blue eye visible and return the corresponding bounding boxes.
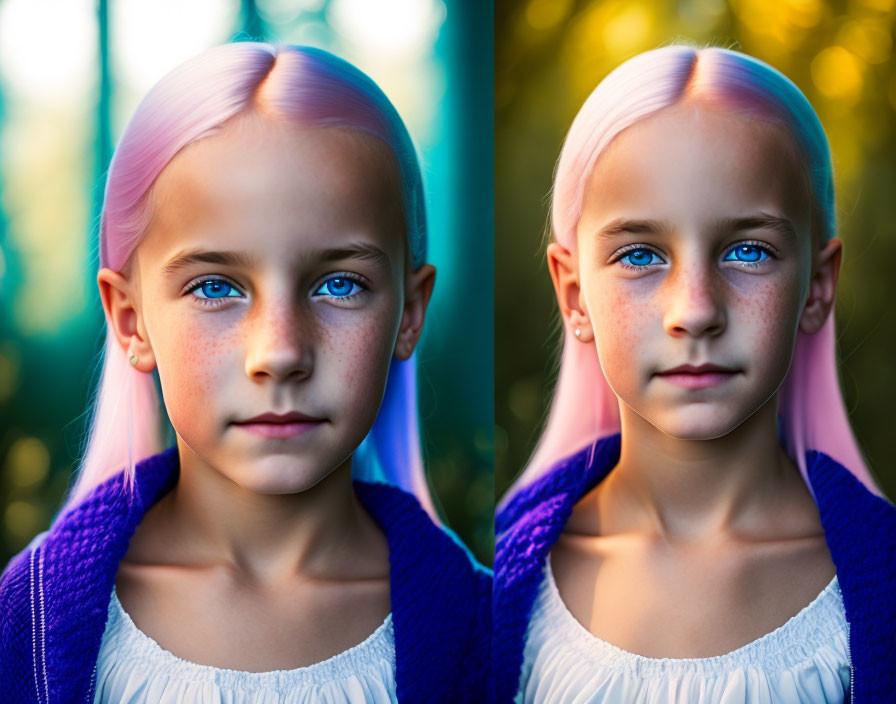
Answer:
[189,279,241,301]
[724,245,770,263]
[619,249,662,268]
[313,276,365,299]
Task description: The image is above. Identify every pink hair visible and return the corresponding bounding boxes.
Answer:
[65,42,434,514]
[507,45,881,500]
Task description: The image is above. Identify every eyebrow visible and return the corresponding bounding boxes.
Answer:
[161,249,258,275]
[161,243,392,276]
[593,212,798,243]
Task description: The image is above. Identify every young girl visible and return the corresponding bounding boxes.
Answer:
[495,46,895,703]
[0,42,490,703]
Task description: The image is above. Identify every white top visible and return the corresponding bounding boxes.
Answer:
[518,558,851,704]
[94,587,397,704]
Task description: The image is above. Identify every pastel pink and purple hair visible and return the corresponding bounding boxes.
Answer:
[506,45,880,501]
[66,42,434,515]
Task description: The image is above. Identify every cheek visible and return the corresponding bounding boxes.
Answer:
[154,315,239,429]
[731,277,802,365]
[320,317,394,389]
[587,283,653,384]
[315,303,401,405]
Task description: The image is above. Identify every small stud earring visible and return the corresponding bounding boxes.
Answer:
[129,354,139,367]
[574,328,582,339]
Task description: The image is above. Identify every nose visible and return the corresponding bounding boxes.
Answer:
[661,260,727,338]
[243,294,314,382]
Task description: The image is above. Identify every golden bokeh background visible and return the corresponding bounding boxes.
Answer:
[496,0,896,500]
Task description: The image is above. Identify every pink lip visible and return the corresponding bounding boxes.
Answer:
[656,371,738,389]
[658,363,736,374]
[237,411,321,424]
[655,363,740,390]
[233,421,323,439]
[232,411,325,439]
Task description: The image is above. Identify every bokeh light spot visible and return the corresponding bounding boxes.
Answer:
[327,0,446,60]
[526,0,574,31]
[603,3,653,57]
[0,350,19,404]
[784,0,823,28]
[811,46,864,101]
[509,377,539,422]
[256,0,324,25]
[854,0,895,11]
[4,499,43,543]
[5,437,51,488]
[837,19,892,65]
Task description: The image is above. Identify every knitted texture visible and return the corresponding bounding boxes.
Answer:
[494,434,896,704]
[355,481,492,702]
[493,434,619,704]
[807,450,896,701]
[1,447,179,704]
[0,447,491,704]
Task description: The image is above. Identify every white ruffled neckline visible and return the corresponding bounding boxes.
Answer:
[539,555,844,675]
[517,557,851,703]
[96,585,396,695]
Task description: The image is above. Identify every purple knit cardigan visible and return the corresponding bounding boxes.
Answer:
[494,433,896,704]
[0,446,492,704]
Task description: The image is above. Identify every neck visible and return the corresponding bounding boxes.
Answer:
[160,442,384,584]
[600,397,807,539]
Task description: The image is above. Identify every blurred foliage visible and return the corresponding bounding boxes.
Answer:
[0,0,494,567]
[496,0,896,502]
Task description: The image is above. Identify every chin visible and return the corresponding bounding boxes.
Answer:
[228,461,336,495]
[650,406,750,441]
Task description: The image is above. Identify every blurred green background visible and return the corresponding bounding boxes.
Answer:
[0,0,494,567]
[496,0,896,501]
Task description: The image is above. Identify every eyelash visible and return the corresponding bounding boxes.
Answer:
[312,273,368,300]
[184,273,369,308]
[185,277,243,308]
[612,240,776,271]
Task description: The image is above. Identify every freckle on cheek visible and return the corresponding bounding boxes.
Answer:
[738,283,794,324]
[601,294,636,344]
[165,323,235,419]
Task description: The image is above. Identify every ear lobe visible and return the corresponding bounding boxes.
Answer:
[798,238,842,335]
[97,267,157,372]
[546,242,593,342]
[394,264,436,360]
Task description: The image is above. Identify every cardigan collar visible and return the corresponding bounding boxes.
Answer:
[30,446,481,703]
[494,433,896,703]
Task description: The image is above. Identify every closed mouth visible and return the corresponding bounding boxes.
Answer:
[656,364,738,376]
[233,412,325,425]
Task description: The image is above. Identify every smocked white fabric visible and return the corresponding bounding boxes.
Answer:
[518,558,851,703]
[94,587,397,703]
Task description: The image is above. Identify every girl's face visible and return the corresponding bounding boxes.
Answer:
[101,114,433,494]
[551,102,839,440]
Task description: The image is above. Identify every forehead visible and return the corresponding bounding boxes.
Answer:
[137,114,405,269]
[579,102,810,240]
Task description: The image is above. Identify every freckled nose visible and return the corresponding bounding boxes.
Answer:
[662,264,727,338]
[244,299,314,382]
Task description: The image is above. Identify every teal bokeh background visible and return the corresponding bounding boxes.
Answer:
[0,0,494,566]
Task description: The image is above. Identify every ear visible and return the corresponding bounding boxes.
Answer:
[97,267,157,372]
[799,238,842,335]
[546,241,592,342]
[394,264,436,360]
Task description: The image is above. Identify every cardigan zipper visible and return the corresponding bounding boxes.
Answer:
[30,543,49,704]
[85,661,98,703]
[846,617,854,703]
